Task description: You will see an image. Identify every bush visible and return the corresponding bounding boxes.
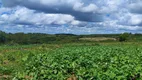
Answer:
[0,32,6,44]
[119,33,131,42]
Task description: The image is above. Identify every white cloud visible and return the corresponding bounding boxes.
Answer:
[1,0,142,34]
[1,0,106,22]
[39,0,80,6]
[71,20,80,25]
[129,15,142,25]
[0,6,80,26]
[73,2,98,13]
[117,12,142,26]
[0,7,10,14]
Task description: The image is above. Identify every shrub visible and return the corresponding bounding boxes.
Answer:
[119,33,131,42]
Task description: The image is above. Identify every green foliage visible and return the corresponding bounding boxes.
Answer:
[0,67,13,75]
[12,44,142,80]
[119,33,131,42]
[0,30,142,44]
[0,31,6,44]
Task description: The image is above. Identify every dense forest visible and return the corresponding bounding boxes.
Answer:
[0,30,142,44]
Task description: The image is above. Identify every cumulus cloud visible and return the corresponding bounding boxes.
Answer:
[116,11,142,26]
[0,7,81,27]
[0,0,142,34]
[128,15,142,26]
[73,2,98,13]
[1,0,106,22]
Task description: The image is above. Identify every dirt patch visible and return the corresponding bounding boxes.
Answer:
[3,60,9,65]
[24,75,33,80]
[79,37,117,41]
[67,74,77,80]
[0,74,12,79]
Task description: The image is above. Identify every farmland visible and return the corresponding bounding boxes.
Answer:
[1,0,142,79]
[0,42,142,80]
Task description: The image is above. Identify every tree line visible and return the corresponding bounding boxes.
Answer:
[0,31,79,45]
[0,30,142,45]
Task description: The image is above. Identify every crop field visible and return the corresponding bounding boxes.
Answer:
[0,42,142,80]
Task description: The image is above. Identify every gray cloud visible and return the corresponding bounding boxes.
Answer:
[129,1,142,14]
[0,0,142,34]
[1,0,105,22]
[0,7,80,27]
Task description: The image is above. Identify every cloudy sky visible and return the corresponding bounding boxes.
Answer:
[0,0,142,34]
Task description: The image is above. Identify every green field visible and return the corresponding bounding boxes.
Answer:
[0,42,142,80]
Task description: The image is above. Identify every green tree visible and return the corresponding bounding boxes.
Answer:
[119,33,131,42]
[0,31,6,44]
